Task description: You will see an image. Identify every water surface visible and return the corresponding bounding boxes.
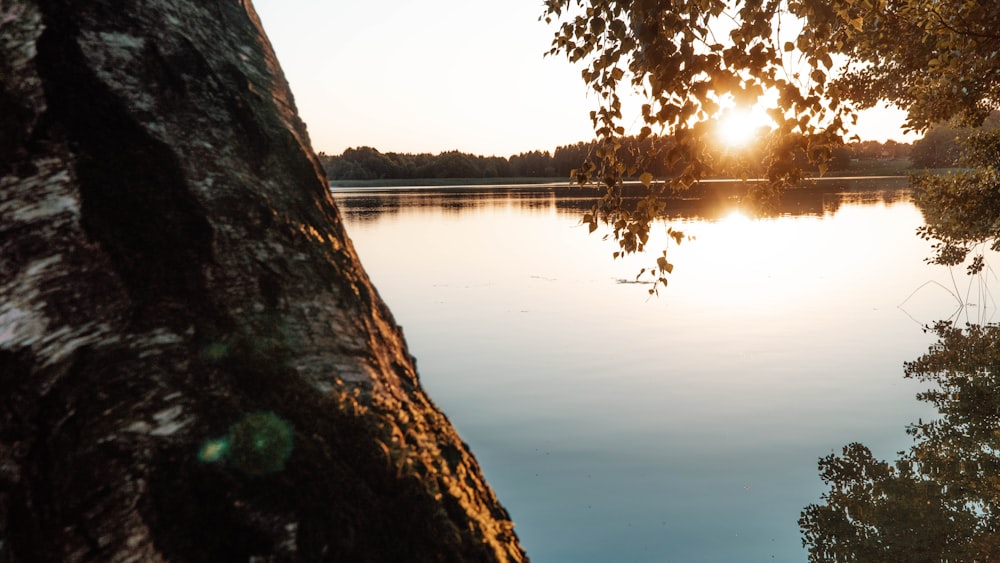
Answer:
[333,181,995,562]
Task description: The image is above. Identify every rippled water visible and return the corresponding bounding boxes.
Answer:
[332,180,997,562]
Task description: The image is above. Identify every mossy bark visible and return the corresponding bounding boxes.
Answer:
[0,1,526,561]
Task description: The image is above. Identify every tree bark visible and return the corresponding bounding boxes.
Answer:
[0,0,526,561]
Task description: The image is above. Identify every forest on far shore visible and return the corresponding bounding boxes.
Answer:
[319,139,908,181]
[318,114,1000,182]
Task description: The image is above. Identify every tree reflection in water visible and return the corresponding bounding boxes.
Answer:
[802,131,1000,561]
[800,322,1000,561]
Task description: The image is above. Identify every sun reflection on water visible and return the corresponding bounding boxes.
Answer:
[331,182,967,562]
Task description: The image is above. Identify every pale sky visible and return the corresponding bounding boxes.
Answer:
[252,0,918,158]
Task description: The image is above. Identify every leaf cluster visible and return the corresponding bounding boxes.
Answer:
[829,0,1000,131]
[913,130,1000,274]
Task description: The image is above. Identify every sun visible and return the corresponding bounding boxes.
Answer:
[715,108,768,148]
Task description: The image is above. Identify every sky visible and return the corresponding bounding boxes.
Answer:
[252,0,919,158]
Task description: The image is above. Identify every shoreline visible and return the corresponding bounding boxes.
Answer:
[329,174,922,193]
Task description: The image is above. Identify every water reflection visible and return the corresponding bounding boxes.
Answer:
[801,321,1000,562]
[801,186,1000,561]
[332,177,911,224]
[331,180,958,562]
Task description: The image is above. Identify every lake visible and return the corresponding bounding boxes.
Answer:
[331,180,997,562]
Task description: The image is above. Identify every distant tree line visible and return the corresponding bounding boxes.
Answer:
[318,148,564,180]
[318,137,917,182]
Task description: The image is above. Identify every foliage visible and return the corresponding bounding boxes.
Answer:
[800,322,1000,562]
[544,0,1000,289]
[909,125,970,169]
[913,130,1000,274]
[909,113,1000,169]
[320,138,907,182]
[319,147,560,181]
[829,2,1000,130]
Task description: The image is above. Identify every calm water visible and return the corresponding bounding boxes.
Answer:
[332,180,997,562]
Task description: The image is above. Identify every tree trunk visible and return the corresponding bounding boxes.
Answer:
[0,0,526,561]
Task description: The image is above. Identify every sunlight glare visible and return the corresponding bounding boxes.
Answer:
[716,108,768,148]
[720,209,751,225]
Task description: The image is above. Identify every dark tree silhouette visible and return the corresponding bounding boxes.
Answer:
[0,0,525,560]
